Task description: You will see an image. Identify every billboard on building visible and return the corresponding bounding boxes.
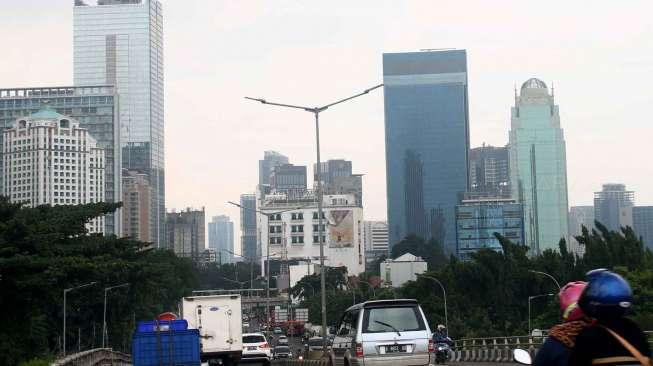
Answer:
[329,210,354,247]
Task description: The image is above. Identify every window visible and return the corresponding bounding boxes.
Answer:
[291,225,304,233]
[291,212,304,220]
[291,236,304,244]
[313,235,325,244]
[313,224,326,232]
[269,213,282,221]
[312,211,326,220]
[269,237,281,245]
[362,306,425,333]
[269,225,282,234]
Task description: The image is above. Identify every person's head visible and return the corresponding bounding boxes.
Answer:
[559,281,587,322]
[578,269,633,320]
[437,324,446,332]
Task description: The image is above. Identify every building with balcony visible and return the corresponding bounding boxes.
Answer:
[165,208,205,260]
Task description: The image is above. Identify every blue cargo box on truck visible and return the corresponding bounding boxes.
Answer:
[132,329,201,366]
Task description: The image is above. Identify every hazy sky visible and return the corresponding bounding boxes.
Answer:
[1,1,652,253]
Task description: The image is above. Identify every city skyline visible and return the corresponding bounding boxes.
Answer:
[2,1,653,253]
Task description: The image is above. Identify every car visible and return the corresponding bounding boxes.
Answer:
[273,327,283,335]
[243,322,250,329]
[306,336,327,351]
[330,299,433,366]
[241,333,272,364]
[273,345,293,359]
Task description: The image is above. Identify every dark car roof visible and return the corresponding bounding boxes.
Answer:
[345,299,419,312]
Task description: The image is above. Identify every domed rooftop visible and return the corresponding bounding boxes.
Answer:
[521,78,547,91]
[29,105,66,120]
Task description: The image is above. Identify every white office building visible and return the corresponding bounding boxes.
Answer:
[74,0,165,246]
[2,107,106,233]
[259,191,365,276]
[380,253,427,288]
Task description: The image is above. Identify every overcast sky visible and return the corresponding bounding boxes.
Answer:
[1,1,652,253]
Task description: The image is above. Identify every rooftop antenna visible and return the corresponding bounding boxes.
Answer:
[514,84,518,104]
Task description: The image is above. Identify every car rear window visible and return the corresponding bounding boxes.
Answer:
[309,338,323,346]
[275,346,290,352]
[362,306,425,333]
[243,335,266,343]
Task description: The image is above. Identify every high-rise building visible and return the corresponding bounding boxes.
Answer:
[74,0,164,246]
[594,184,634,231]
[568,206,595,255]
[455,195,524,260]
[122,169,151,243]
[509,78,569,254]
[363,221,389,271]
[316,159,363,207]
[240,194,258,261]
[259,151,289,186]
[383,50,469,253]
[2,107,105,233]
[208,215,234,263]
[165,208,205,260]
[270,164,307,191]
[0,86,121,235]
[633,206,653,250]
[469,145,510,197]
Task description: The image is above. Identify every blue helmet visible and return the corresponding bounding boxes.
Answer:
[578,269,633,319]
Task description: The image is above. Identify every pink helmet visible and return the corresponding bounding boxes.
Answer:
[559,281,588,322]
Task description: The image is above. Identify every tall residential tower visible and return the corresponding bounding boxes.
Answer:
[383,50,469,253]
[509,78,569,254]
[73,0,164,246]
[208,215,235,263]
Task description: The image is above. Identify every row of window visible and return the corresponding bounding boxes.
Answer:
[268,211,327,221]
[269,236,326,245]
[269,224,327,233]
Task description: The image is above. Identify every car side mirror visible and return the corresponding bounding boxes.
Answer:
[513,349,532,365]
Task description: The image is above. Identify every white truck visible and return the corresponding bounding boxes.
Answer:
[181,294,243,366]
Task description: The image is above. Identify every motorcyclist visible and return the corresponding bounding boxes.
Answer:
[569,269,651,366]
[433,324,453,345]
[533,281,590,366]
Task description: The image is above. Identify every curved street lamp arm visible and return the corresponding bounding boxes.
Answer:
[529,270,562,290]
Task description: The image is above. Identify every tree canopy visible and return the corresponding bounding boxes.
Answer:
[0,198,197,365]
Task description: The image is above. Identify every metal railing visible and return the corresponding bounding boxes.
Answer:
[447,331,653,363]
[52,348,131,366]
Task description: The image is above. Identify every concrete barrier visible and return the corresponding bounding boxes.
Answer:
[272,357,331,366]
[52,348,132,366]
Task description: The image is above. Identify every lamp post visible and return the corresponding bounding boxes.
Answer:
[357,280,376,298]
[63,281,97,355]
[529,270,561,290]
[416,274,448,332]
[528,293,555,336]
[245,83,383,352]
[102,283,129,348]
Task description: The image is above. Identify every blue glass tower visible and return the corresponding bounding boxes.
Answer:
[383,50,469,254]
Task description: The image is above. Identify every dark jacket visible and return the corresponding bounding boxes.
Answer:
[534,320,589,366]
[569,317,651,365]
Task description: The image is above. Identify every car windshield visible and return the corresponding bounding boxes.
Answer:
[243,335,266,343]
[362,306,425,333]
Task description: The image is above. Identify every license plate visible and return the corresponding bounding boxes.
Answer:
[385,345,407,353]
[247,346,257,350]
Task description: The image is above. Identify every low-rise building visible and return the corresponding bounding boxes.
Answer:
[380,253,427,287]
[259,190,365,276]
[2,106,105,233]
[456,195,524,260]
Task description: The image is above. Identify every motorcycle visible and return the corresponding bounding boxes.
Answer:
[435,342,450,364]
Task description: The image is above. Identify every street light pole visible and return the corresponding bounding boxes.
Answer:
[63,281,97,356]
[528,293,554,336]
[102,283,129,348]
[417,274,448,332]
[529,270,561,290]
[245,83,383,352]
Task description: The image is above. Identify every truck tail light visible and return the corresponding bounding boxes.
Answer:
[428,339,435,353]
[355,343,364,358]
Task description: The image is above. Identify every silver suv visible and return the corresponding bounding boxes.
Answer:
[330,299,433,366]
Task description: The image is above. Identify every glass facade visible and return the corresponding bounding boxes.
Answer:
[456,198,524,260]
[509,78,569,254]
[0,86,121,235]
[240,194,258,261]
[74,0,165,246]
[208,215,234,264]
[383,50,469,254]
[633,206,653,251]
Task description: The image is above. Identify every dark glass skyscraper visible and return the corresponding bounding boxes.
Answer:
[383,50,469,254]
